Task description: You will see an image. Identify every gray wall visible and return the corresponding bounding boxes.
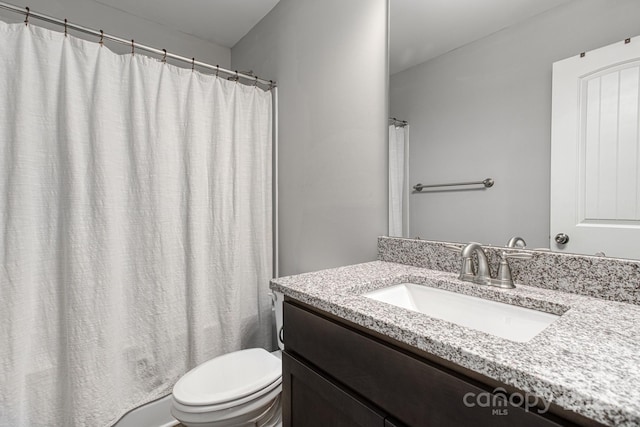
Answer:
[0,0,230,67]
[390,0,640,249]
[232,0,389,276]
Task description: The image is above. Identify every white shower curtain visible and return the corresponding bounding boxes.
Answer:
[389,124,408,237]
[0,22,272,426]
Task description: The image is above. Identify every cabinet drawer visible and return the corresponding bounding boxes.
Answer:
[284,301,565,427]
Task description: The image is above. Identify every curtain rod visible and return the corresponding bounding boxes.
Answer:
[0,1,277,88]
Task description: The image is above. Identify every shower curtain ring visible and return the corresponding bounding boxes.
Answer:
[99,30,104,46]
[162,49,167,63]
[24,7,29,25]
[215,65,219,78]
[64,19,68,37]
[131,40,135,55]
[192,58,195,72]
[254,76,259,87]
[235,70,239,83]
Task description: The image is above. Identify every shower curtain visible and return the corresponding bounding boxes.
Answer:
[0,22,272,426]
[389,124,408,237]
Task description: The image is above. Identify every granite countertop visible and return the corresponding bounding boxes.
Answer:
[270,261,640,427]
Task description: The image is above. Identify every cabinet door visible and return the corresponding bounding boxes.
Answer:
[285,301,568,427]
[282,352,385,427]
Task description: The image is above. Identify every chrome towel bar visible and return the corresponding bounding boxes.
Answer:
[413,178,494,192]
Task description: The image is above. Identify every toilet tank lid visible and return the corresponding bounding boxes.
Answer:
[172,348,282,406]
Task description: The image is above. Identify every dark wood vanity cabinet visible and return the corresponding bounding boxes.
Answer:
[282,299,585,427]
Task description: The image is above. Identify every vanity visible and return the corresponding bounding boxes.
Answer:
[282,301,568,427]
[270,237,640,427]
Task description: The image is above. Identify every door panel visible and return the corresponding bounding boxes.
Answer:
[551,35,640,258]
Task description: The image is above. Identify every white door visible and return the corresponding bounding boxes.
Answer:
[551,35,640,259]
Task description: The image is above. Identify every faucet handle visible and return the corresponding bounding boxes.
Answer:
[493,251,516,288]
[493,251,532,289]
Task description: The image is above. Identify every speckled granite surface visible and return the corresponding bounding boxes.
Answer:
[271,261,640,426]
[378,237,640,305]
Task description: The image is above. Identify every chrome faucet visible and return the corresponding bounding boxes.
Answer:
[456,242,533,289]
[459,242,492,285]
[506,236,526,248]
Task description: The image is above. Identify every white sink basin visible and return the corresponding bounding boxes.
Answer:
[363,283,559,343]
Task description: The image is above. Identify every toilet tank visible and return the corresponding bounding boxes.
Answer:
[273,291,285,350]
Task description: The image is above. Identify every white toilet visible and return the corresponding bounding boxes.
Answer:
[171,292,285,427]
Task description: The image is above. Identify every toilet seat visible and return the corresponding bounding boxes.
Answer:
[173,348,282,407]
[172,376,282,413]
[171,348,283,426]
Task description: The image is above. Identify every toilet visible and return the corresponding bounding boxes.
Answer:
[171,292,285,427]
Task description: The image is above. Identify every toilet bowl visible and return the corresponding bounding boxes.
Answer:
[171,292,285,427]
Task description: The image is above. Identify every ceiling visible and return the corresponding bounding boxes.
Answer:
[92,0,281,48]
[91,0,572,74]
[389,0,573,75]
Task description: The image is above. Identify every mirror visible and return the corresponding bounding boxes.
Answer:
[388,0,640,259]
